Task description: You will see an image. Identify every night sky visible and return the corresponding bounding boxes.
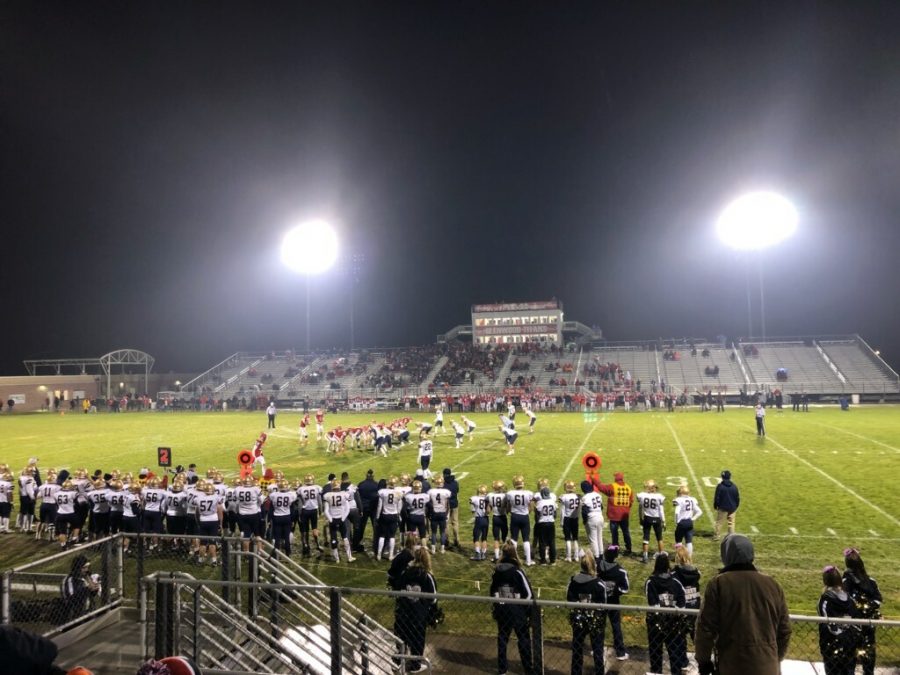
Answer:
[4,2,900,375]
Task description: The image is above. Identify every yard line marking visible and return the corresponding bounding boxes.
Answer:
[810,423,900,454]
[765,433,900,528]
[869,529,880,537]
[751,525,760,534]
[789,527,799,535]
[826,528,837,536]
[663,418,715,529]
[553,417,606,494]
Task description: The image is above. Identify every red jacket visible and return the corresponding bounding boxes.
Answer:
[593,476,634,521]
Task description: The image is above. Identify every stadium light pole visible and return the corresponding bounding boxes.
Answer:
[281,219,339,353]
[716,191,797,342]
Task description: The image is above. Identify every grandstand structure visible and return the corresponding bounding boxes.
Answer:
[166,334,899,405]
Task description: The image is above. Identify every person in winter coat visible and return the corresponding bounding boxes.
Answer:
[842,548,882,675]
[672,544,701,642]
[393,547,437,673]
[644,552,688,675]
[387,533,418,590]
[490,541,535,675]
[695,534,791,675]
[818,565,860,675]
[596,544,630,661]
[566,550,608,675]
[712,470,739,540]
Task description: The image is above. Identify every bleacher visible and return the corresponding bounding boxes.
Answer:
[819,338,900,394]
[740,341,845,392]
[170,334,899,403]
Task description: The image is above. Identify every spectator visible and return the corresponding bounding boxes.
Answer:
[713,470,739,540]
[695,534,791,675]
[596,544,630,661]
[842,548,882,675]
[672,545,701,643]
[490,541,534,675]
[644,552,688,675]
[61,555,100,622]
[0,624,78,675]
[393,547,437,673]
[566,550,607,674]
[817,565,860,675]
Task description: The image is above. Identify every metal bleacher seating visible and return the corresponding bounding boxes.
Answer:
[819,338,900,394]
[740,341,845,392]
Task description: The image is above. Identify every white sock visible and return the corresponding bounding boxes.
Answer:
[388,538,396,559]
[377,538,385,558]
[687,542,694,556]
[523,541,532,563]
[344,539,352,558]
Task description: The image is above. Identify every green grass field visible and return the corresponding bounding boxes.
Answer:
[1,405,898,617]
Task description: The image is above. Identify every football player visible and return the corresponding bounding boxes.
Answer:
[427,476,451,554]
[581,481,605,558]
[487,480,509,561]
[507,475,535,566]
[297,474,323,556]
[403,480,430,539]
[322,478,355,562]
[672,485,702,556]
[636,479,666,563]
[375,476,404,560]
[470,485,489,561]
[559,480,582,562]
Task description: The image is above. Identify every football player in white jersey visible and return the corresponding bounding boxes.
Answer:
[559,480,582,562]
[461,415,477,438]
[34,471,60,540]
[322,478,355,562]
[500,423,518,456]
[427,476,451,554]
[434,406,446,434]
[533,485,557,564]
[418,438,434,475]
[234,476,263,551]
[636,479,666,563]
[297,474,323,556]
[0,470,16,533]
[506,475,535,566]
[486,480,509,561]
[141,477,168,550]
[581,480,605,557]
[269,479,297,556]
[672,485,702,556]
[470,485,489,561]
[450,419,466,448]
[375,476,404,560]
[195,480,224,565]
[403,480,430,539]
[523,405,537,433]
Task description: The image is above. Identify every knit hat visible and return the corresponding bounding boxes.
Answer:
[721,470,731,480]
[580,480,593,494]
[442,467,452,476]
[614,472,624,482]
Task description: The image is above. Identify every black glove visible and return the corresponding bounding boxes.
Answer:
[698,661,715,675]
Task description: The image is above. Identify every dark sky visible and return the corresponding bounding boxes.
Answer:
[3,1,900,374]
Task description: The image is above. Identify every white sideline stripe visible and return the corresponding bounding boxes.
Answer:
[663,418,715,529]
[553,416,606,494]
[751,525,760,533]
[765,434,900,528]
[869,529,880,537]
[826,528,837,536]
[811,423,900,454]
[789,527,799,535]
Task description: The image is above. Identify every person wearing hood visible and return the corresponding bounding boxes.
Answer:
[61,555,100,622]
[593,471,635,556]
[695,534,791,675]
[672,545,701,643]
[490,541,535,675]
[842,548,881,675]
[712,470,739,541]
[566,550,608,674]
[818,564,860,675]
[597,544,630,661]
[644,552,688,675]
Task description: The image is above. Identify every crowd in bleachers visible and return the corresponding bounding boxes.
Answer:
[431,343,507,387]
[364,346,444,390]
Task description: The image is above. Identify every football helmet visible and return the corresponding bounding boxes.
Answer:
[492,480,506,493]
[206,468,217,479]
[400,473,411,487]
[231,478,242,487]
[433,476,444,487]
[644,479,657,492]
[147,477,160,489]
[75,468,88,480]
[111,480,124,491]
[278,479,290,491]
[92,478,105,491]
[477,484,488,496]
[62,479,74,490]
[387,476,397,488]
[243,476,257,488]
[677,484,689,496]
[564,480,576,493]
[513,475,525,489]
[412,480,423,493]
[274,470,285,481]
[331,478,341,491]
[170,482,183,493]
[537,477,550,489]
[130,483,143,494]
[304,474,315,486]
[201,481,216,495]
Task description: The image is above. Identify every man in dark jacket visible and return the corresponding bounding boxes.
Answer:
[490,542,534,675]
[442,468,460,550]
[355,469,380,554]
[712,470,739,540]
[695,534,791,675]
[597,544,630,660]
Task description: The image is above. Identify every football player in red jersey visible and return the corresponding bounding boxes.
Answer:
[315,409,326,441]
[299,414,310,446]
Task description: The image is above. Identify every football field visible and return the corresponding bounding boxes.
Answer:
[1,404,897,616]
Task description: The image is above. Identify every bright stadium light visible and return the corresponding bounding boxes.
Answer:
[716,191,797,251]
[281,219,340,353]
[281,219,339,275]
[717,191,798,342]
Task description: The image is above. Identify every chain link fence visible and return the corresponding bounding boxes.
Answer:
[2,533,898,673]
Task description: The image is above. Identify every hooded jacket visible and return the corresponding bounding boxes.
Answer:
[713,478,740,513]
[695,535,791,675]
[597,560,630,602]
[491,561,533,620]
[594,474,634,521]
[672,564,702,609]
